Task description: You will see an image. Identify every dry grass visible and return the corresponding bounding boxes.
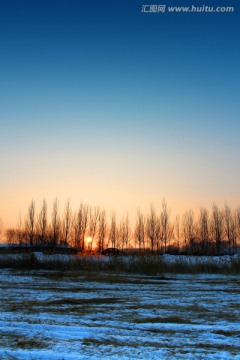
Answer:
[213,329,240,337]
[1,253,239,274]
[82,337,174,349]
[195,342,240,352]
[133,315,191,324]
[45,296,124,306]
[1,332,51,350]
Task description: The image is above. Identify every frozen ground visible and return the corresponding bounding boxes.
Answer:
[0,270,239,359]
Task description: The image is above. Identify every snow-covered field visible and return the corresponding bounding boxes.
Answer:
[0,269,239,359]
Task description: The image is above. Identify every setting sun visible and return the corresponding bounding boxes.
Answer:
[86,237,93,250]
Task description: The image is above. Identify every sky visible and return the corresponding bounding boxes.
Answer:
[0,0,239,227]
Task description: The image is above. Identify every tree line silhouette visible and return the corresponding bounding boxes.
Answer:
[3,199,240,255]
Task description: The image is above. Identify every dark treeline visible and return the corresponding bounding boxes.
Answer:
[3,199,240,255]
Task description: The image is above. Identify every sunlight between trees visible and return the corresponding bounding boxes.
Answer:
[2,199,240,255]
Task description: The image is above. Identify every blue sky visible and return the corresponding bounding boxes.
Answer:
[0,0,239,225]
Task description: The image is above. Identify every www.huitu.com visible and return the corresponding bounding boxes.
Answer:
[141,4,235,13]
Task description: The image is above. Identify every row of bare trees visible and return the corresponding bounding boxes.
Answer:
[3,199,240,254]
[6,200,104,252]
[135,202,240,255]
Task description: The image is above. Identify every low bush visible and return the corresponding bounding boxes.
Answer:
[0,253,239,274]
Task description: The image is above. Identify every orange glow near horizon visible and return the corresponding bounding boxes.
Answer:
[86,237,93,250]
[1,193,240,231]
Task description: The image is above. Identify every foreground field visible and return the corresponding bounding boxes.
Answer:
[0,270,239,359]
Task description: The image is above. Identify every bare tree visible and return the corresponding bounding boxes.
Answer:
[224,203,236,254]
[51,198,61,246]
[118,220,124,249]
[88,206,100,249]
[134,209,146,252]
[174,215,181,254]
[211,204,224,255]
[230,213,237,255]
[182,210,195,254]
[73,203,89,250]
[118,214,131,250]
[97,209,107,252]
[146,205,159,253]
[160,199,173,254]
[62,200,72,245]
[109,212,117,248]
[198,207,210,254]
[72,212,79,248]
[124,214,131,249]
[36,200,47,244]
[235,207,240,253]
[25,200,35,246]
[126,214,131,249]
[16,214,25,245]
[6,228,17,244]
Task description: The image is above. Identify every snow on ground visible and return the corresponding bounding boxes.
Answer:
[0,253,239,268]
[161,254,239,266]
[0,269,239,359]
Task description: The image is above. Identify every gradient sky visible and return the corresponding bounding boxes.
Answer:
[0,0,239,227]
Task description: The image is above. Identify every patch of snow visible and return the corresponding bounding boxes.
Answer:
[0,270,239,359]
